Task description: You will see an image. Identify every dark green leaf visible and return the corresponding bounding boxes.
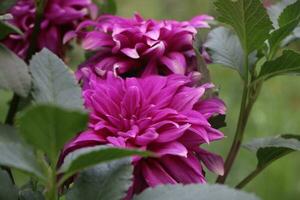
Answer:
[0,124,46,180]
[205,27,256,78]
[59,145,150,179]
[0,21,23,40]
[0,44,31,97]
[257,50,300,81]
[0,169,18,200]
[30,48,84,111]
[214,0,273,53]
[133,184,260,200]
[244,135,300,168]
[18,180,45,200]
[66,159,133,200]
[19,189,44,200]
[0,0,17,14]
[278,0,300,27]
[17,104,88,164]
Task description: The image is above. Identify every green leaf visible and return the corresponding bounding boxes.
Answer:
[19,189,44,200]
[29,48,84,111]
[214,0,273,53]
[268,19,300,57]
[0,169,18,200]
[133,184,260,200]
[278,0,300,27]
[0,21,23,40]
[244,134,300,168]
[205,27,256,78]
[18,180,45,200]
[17,104,88,164]
[267,0,300,46]
[0,124,46,180]
[257,50,300,81]
[282,26,300,46]
[0,44,31,97]
[66,159,133,200]
[267,0,300,55]
[59,145,150,180]
[0,0,17,14]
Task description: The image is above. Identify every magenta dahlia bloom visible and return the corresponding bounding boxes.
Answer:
[1,0,97,58]
[61,73,225,198]
[66,14,213,79]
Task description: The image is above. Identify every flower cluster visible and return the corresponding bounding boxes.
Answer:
[65,14,213,80]
[1,0,97,58]
[60,13,226,199]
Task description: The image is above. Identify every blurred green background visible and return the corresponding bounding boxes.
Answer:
[1,0,300,199]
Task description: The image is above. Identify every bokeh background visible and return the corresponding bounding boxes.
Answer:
[1,0,300,199]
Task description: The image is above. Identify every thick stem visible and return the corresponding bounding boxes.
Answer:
[46,171,58,200]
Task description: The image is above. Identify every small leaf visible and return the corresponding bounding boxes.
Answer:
[59,145,150,179]
[0,0,17,14]
[278,0,300,27]
[66,159,133,200]
[0,169,18,200]
[17,104,88,164]
[205,27,256,78]
[30,48,84,111]
[0,124,46,180]
[0,44,31,97]
[267,0,300,54]
[257,50,300,81]
[214,0,273,53]
[0,21,23,40]
[267,0,300,46]
[244,135,300,168]
[282,26,300,46]
[268,19,300,56]
[133,184,261,200]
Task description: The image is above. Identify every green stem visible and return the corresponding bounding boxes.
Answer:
[46,171,58,200]
[235,167,262,189]
[5,93,20,125]
[216,50,252,183]
[216,82,250,183]
[26,0,47,61]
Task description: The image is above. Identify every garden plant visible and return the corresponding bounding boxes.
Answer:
[0,0,300,200]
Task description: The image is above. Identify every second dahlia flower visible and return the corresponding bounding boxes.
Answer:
[66,14,213,79]
[61,73,226,198]
[1,0,97,58]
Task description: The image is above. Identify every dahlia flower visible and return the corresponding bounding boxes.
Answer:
[66,14,213,79]
[1,0,97,58]
[61,73,225,197]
